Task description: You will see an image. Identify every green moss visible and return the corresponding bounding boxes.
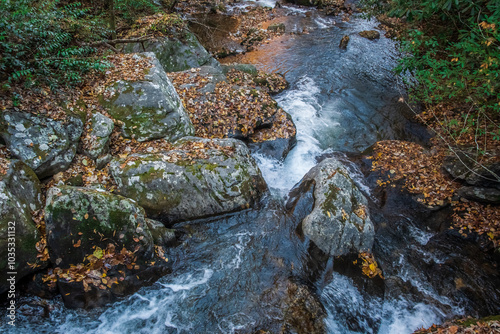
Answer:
[322,183,340,215]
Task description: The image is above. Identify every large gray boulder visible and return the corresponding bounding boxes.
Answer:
[0,159,44,293]
[0,111,83,178]
[100,53,194,142]
[109,137,268,224]
[287,158,374,256]
[123,31,220,72]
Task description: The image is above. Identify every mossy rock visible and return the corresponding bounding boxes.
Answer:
[286,158,374,256]
[358,30,380,40]
[0,111,83,178]
[109,137,268,225]
[100,53,194,142]
[0,159,45,293]
[44,185,155,267]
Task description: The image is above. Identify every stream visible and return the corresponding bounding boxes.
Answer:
[2,1,497,333]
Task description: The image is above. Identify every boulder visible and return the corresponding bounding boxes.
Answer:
[0,111,83,178]
[286,158,374,256]
[123,30,220,72]
[443,151,500,190]
[109,137,268,224]
[44,185,171,308]
[81,112,114,161]
[100,53,194,142]
[145,218,177,248]
[44,185,154,267]
[358,30,380,40]
[0,159,44,294]
[221,63,258,76]
[457,186,500,204]
[248,135,297,161]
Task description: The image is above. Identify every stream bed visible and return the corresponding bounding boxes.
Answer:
[3,1,499,333]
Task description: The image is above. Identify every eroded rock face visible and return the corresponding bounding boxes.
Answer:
[100,53,194,142]
[124,31,220,72]
[109,137,268,224]
[0,111,83,178]
[287,158,374,256]
[0,159,44,293]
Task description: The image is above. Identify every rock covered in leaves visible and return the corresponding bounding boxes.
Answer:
[44,185,154,267]
[358,30,380,40]
[100,52,194,142]
[109,137,268,224]
[124,30,220,72]
[44,185,171,308]
[0,158,45,293]
[168,66,296,160]
[287,158,374,256]
[0,111,83,179]
[80,112,114,161]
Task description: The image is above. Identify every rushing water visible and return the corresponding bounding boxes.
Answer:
[2,2,472,334]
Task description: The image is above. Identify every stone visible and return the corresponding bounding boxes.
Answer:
[443,151,500,189]
[267,23,286,33]
[457,186,500,204]
[0,111,83,178]
[44,185,154,267]
[109,137,268,224]
[0,159,45,294]
[81,112,114,160]
[358,30,380,40]
[100,53,194,142]
[145,219,177,248]
[123,30,220,72]
[221,63,258,76]
[248,135,297,161]
[339,35,350,49]
[286,158,374,256]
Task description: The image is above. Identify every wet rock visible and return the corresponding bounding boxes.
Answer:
[286,158,374,256]
[81,112,114,160]
[248,134,297,161]
[457,186,500,204]
[443,151,500,189]
[0,159,45,294]
[283,281,326,334]
[44,185,154,267]
[0,111,83,178]
[109,137,268,225]
[123,30,220,72]
[358,30,380,40]
[339,35,350,49]
[267,23,286,33]
[100,53,194,142]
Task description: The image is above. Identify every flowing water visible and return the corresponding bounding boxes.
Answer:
[2,2,476,333]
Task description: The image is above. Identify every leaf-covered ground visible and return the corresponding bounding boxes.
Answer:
[413,316,500,334]
[369,140,500,248]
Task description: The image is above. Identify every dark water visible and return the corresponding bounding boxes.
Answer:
[1,2,474,334]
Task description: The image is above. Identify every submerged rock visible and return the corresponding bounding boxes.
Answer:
[0,111,83,178]
[109,137,267,224]
[358,30,380,40]
[100,53,194,142]
[339,35,350,49]
[0,159,44,294]
[287,158,374,256]
[123,30,220,72]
